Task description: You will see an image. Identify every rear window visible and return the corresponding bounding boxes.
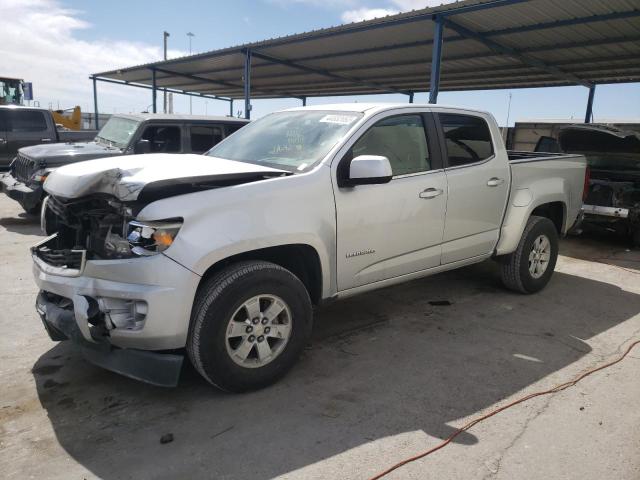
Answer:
[7,110,48,132]
[440,114,494,167]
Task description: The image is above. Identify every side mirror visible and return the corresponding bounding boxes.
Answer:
[134,139,151,154]
[347,155,393,186]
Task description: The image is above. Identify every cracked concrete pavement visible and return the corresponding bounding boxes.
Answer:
[0,194,639,480]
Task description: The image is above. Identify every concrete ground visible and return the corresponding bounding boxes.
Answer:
[0,194,639,480]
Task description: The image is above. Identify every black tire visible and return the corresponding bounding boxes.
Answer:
[20,200,41,215]
[187,261,313,392]
[631,227,640,248]
[500,215,559,294]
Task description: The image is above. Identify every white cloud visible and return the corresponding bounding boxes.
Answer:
[0,0,189,115]
[341,0,456,23]
[341,7,398,22]
[391,0,454,9]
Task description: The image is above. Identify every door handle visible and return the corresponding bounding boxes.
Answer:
[487,177,505,187]
[0,138,6,145]
[40,138,52,142]
[419,187,443,199]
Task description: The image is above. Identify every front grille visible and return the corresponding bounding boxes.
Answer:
[32,234,86,275]
[12,153,36,183]
[35,247,84,269]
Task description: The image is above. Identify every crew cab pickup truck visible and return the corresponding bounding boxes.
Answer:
[32,104,587,391]
[1,113,248,213]
[0,105,96,168]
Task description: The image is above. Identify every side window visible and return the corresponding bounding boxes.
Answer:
[190,125,223,153]
[352,114,430,176]
[8,110,48,132]
[440,114,494,167]
[141,125,181,153]
[224,123,244,136]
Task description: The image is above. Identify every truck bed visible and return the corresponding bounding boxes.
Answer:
[498,150,586,252]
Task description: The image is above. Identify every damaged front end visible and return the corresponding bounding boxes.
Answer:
[32,194,190,387]
[556,124,640,244]
[39,194,181,265]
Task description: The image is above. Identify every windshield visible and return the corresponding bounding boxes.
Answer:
[207,110,363,171]
[96,116,141,148]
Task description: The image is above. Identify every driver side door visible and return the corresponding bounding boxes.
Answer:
[333,112,448,291]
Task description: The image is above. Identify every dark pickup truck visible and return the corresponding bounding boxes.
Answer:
[535,123,640,245]
[0,105,97,168]
[1,113,249,213]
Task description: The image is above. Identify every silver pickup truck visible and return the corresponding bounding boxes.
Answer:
[32,104,587,391]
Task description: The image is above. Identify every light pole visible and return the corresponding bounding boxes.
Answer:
[187,32,195,114]
[163,31,170,114]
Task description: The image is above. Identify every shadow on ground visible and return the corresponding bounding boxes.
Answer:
[31,259,640,480]
[0,211,41,236]
[561,232,640,272]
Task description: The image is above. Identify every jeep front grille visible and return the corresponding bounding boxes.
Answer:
[12,153,35,183]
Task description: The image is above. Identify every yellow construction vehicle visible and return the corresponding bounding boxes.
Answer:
[51,106,83,131]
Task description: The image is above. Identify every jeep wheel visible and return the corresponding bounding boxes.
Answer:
[187,261,313,392]
[20,200,41,215]
[500,215,559,294]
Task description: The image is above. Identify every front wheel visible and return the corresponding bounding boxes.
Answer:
[187,261,313,392]
[20,200,41,215]
[500,216,559,294]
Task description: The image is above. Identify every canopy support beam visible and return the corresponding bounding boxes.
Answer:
[251,50,412,96]
[442,17,593,88]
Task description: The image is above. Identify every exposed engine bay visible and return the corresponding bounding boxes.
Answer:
[42,195,138,261]
[36,193,189,272]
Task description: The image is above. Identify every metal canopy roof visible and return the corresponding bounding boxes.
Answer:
[92,0,640,105]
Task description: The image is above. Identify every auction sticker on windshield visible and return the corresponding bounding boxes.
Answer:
[319,114,359,125]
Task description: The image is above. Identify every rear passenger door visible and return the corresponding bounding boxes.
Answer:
[188,124,224,153]
[437,112,510,264]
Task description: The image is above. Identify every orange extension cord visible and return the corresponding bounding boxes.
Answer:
[369,339,640,480]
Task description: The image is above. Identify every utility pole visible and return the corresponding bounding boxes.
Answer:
[163,31,170,114]
[187,32,195,114]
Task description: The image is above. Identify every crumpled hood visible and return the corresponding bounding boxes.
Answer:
[43,153,288,202]
[20,141,122,166]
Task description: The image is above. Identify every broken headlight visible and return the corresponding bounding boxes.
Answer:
[126,219,182,256]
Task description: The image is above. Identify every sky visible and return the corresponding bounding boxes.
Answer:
[1,0,639,125]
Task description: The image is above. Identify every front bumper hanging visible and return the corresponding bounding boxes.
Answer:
[0,172,43,210]
[35,291,184,387]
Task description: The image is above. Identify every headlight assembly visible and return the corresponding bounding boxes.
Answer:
[126,219,182,256]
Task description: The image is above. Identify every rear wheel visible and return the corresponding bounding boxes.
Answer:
[187,261,313,392]
[500,216,559,294]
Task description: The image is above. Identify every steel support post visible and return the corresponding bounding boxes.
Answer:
[92,77,99,129]
[585,84,596,123]
[244,49,252,119]
[429,16,444,104]
[151,69,157,113]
